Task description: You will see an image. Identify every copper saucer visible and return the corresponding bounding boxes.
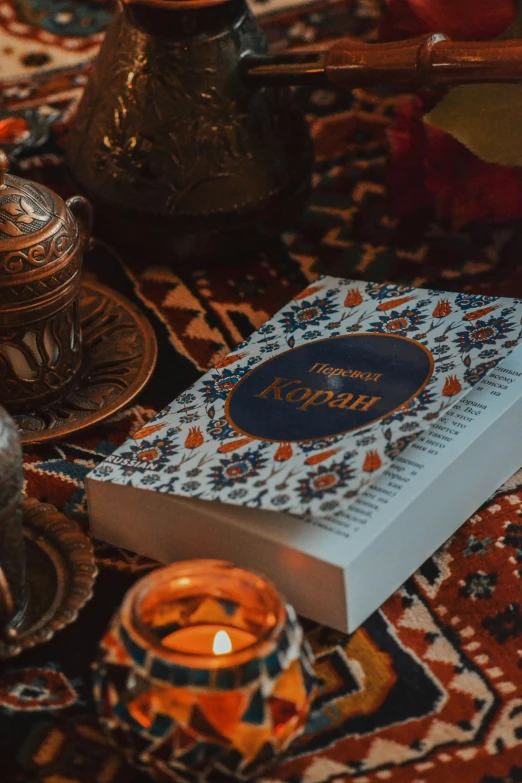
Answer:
[14,281,157,445]
[0,499,98,660]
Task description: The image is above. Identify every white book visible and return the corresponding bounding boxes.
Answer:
[88,351,522,632]
[87,278,522,632]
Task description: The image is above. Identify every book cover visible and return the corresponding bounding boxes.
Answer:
[88,277,522,519]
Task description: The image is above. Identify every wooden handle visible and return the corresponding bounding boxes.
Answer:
[326,34,522,89]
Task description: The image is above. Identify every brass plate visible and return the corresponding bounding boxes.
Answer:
[0,499,98,660]
[15,280,158,445]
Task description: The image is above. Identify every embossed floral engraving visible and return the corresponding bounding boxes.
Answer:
[0,196,48,237]
[14,281,156,444]
[67,3,313,244]
[0,160,86,415]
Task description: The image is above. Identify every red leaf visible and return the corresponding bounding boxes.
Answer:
[382,0,516,41]
[386,97,522,229]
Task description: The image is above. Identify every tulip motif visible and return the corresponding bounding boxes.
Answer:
[185,427,204,449]
[432,299,452,318]
[377,295,414,312]
[274,442,293,462]
[442,375,462,397]
[344,288,363,307]
[214,353,246,369]
[217,437,254,454]
[363,450,382,472]
[295,285,322,301]
[305,448,340,466]
[463,306,498,321]
[133,423,164,441]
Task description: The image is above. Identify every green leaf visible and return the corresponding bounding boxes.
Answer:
[425,84,522,168]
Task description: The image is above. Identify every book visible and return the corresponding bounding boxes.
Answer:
[87,277,522,631]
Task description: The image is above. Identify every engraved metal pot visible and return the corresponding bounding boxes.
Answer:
[0,152,92,414]
[67,7,522,260]
[66,0,313,256]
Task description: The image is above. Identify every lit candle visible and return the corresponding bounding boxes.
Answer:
[161,625,256,655]
[95,561,315,783]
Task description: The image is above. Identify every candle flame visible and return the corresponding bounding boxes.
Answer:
[213,630,232,655]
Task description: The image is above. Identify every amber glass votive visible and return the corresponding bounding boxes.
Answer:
[93,560,316,782]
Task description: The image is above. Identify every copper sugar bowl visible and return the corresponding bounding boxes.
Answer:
[0,152,92,414]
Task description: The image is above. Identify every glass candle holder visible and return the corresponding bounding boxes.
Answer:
[93,560,316,782]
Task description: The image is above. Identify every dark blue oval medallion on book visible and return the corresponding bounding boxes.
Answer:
[225,334,434,442]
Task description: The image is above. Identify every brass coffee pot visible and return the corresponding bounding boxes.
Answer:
[67,0,522,257]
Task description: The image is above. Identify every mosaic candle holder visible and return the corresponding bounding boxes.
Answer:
[93,560,316,782]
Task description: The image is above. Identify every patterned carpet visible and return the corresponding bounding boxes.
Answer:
[2,0,522,781]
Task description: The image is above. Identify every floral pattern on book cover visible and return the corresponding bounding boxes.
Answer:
[90,277,522,521]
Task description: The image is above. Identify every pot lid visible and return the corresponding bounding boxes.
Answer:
[0,151,78,277]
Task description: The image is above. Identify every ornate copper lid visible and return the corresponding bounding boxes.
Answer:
[0,151,91,414]
[0,151,80,286]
